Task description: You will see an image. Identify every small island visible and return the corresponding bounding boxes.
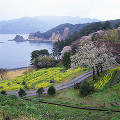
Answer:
[13,35,26,42]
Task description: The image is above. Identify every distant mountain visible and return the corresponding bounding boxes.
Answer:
[28,18,120,42]
[0,16,99,34]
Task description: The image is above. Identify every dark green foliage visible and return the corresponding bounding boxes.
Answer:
[33,56,57,69]
[36,87,44,97]
[102,21,112,30]
[93,74,96,80]
[62,52,71,69]
[79,81,95,97]
[38,49,49,57]
[114,22,120,28]
[74,82,81,89]
[31,49,49,64]
[6,94,18,100]
[18,88,26,97]
[52,40,65,59]
[22,81,26,85]
[31,50,40,61]
[0,94,4,101]
[47,86,56,96]
[1,90,6,95]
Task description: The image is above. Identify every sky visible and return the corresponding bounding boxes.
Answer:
[0,0,120,21]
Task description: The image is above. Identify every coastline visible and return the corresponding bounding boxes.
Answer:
[8,66,33,71]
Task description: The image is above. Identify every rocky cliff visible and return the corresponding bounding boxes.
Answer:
[28,23,88,42]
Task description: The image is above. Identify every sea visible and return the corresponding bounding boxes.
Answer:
[0,34,53,69]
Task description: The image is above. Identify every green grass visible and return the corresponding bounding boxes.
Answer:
[0,68,120,119]
[0,94,120,120]
[29,68,120,110]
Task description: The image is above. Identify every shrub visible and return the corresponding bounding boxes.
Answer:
[33,56,57,69]
[36,87,44,97]
[18,88,26,97]
[79,81,95,97]
[47,86,56,96]
[22,81,26,85]
[74,82,81,89]
[6,94,18,100]
[0,94,5,101]
[1,90,6,95]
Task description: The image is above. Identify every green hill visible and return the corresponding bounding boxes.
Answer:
[0,67,120,120]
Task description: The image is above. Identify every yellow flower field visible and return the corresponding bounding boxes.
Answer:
[0,67,84,91]
[94,67,120,90]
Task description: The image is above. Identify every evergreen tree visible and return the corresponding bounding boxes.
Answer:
[62,52,71,69]
[47,86,56,96]
[36,87,44,97]
[18,88,26,97]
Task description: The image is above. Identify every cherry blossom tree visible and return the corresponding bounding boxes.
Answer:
[70,42,117,77]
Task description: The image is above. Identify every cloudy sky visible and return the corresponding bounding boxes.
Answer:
[0,0,120,21]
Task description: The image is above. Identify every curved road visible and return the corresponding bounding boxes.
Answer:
[6,67,111,97]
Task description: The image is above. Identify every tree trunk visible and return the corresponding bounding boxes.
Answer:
[100,66,103,73]
[92,67,96,80]
[92,67,95,75]
[96,66,100,76]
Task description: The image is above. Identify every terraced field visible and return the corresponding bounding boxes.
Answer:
[0,67,84,91]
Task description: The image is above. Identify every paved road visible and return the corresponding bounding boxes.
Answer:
[6,67,111,97]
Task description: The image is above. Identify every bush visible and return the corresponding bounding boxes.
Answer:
[0,94,5,101]
[79,81,95,97]
[74,82,81,89]
[33,56,57,69]
[6,94,18,100]
[18,88,26,97]
[22,81,26,85]
[36,87,44,97]
[1,90,6,95]
[47,86,56,96]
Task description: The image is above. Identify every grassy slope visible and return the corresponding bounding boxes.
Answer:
[0,94,120,120]
[0,68,120,119]
[38,69,120,107]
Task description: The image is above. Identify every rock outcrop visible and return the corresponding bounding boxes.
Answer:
[28,27,70,42]
[28,23,87,42]
[28,33,46,41]
[13,35,26,42]
[49,27,69,41]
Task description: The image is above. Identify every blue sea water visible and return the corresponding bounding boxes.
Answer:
[0,34,53,69]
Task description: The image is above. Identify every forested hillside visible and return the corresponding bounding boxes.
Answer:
[52,20,120,59]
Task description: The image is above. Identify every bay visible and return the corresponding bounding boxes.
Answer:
[0,34,53,69]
